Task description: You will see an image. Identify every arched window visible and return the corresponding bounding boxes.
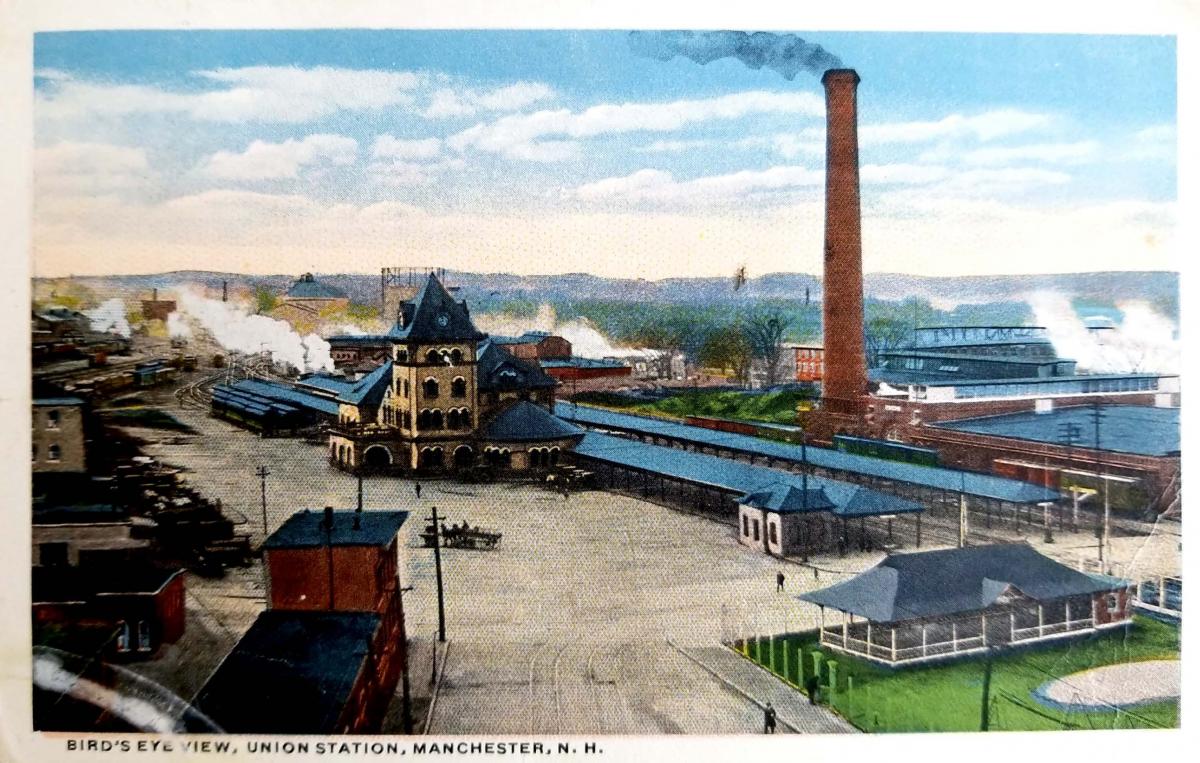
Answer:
[460,408,472,428]
[48,444,61,462]
[450,348,463,365]
[47,410,60,429]
[549,447,560,466]
[530,449,543,468]
[396,347,409,363]
[423,377,439,398]
[501,449,512,467]
[417,409,430,429]
[451,376,467,398]
[425,349,440,364]
[430,409,444,430]
[420,447,444,469]
[447,409,461,429]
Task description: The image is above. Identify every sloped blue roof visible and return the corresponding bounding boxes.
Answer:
[739,482,835,513]
[386,273,485,342]
[477,339,557,391]
[483,401,585,443]
[798,543,1126,623]
[575,433,922,518]
[325,334,393,346]
[285,273,346,300]
[194,609,380,733]
[227,379,340,416]
[557,403,1059,504]
[933,405,1180,457]
[295,372,358,395]
[336,361,392,406]
[539,357,628,369]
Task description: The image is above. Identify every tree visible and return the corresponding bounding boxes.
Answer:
[699,322,754,386]
[254,285,278,315]
[744,307,793,388]
[864,315,910,368]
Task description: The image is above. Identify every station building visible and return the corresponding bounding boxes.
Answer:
[325,273,584,473]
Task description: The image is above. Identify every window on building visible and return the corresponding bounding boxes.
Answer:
[768,522,778,545]
[450,348,463,365]
[47,410,60,429]
[396,348,409,363]
[451,376,467,398]
[31,444,37,462]
[460,408,472,428]
[752,519,760,541]
[447,409,461,429]
[430,409,444,430]
[425,349,439,364]
[116,621,131,652]
[137,620,152,652]
[423,378,439,398]
[48,444,61,462]
[1106,593,1121,614]
[742,514,750,537]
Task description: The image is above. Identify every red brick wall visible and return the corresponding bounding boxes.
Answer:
[265,542,397,613]
[536,336,572,360]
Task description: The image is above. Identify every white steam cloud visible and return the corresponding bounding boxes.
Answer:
[166,311,192,339]
[174,288,333,372]
[473,303,661,360]
[1026,292,1179,374]
[86,298,131,337]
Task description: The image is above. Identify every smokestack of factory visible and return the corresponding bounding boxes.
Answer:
[820,68,868,415]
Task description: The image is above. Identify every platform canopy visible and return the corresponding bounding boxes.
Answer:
[558,403,1060,504]
[575,432,922,519]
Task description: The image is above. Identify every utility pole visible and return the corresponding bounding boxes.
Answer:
[980,648,994,731]
[1091,404,1110,570]
[1058,422,1081,531]
[958,470,968,548]
[800,428,809,563]
[255,465,270,535]
[428,506,446,643]
[357,471,364,512]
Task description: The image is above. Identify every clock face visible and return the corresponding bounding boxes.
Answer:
[436,313,449,327]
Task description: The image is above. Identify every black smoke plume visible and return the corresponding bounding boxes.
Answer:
[629,30,842,80]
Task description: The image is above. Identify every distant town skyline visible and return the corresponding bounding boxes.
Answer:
[33,30,1176,279]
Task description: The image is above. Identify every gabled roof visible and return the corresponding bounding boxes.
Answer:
[336,360,393,406]
[285,273,346,300]
[387,273,485,342]
[477,340,557,391]
[492,331,554,346]
[483,401,585,443]
[263,509,409,550]
[193,609,380,733]
[222,378,340,416]
[738,481,834,513]
[798,543,1126,623]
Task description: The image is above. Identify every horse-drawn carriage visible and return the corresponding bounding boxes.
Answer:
[420,521,503,550]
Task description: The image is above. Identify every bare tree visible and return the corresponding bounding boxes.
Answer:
[745,307,793,388]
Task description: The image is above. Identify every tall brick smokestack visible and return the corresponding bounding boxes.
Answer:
[820,68,867,415]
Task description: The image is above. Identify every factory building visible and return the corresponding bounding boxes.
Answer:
[32,397,87,474]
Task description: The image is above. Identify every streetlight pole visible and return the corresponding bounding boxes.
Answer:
[255,465,270,536]
[428,506,447,643]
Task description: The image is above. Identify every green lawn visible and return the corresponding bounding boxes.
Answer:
[736,616,1179,732]
[574,389,812,427]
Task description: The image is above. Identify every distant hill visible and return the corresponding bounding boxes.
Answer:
[35,269,1178,314]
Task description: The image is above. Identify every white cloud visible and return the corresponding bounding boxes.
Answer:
[199,134,358,181]
[372,136,443,161]
[35,141,154,194]
[1125,124,1175,161]
[37,66,425,124]
[448,90,825,161]
[635,139,716,153]
[570,165,824,203]
[368,157,467,187]
[961,140,1100,166]
[861,109,1053,145]
[422,81,556,119]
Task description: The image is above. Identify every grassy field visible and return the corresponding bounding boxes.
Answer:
[737,616,1179,732]
[575,389,813,426]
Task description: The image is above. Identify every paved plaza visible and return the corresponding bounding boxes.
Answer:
[124,397,1179,734]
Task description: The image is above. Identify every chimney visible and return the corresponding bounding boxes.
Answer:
[820,68,868,415]
[222,280,228,303]
[152,288,158,301]
[323,505,334,530]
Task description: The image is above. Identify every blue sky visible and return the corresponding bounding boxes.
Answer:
[32,30,1177,278]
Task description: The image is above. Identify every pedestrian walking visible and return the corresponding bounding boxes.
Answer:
[414,482,422,499]
[776,571,786,592]
[763,702,777,734]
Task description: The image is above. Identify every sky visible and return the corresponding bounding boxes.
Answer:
[31,30,1177,280]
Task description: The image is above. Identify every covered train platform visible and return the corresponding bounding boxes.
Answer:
[557,403,1066,544]
[571,432,924,556]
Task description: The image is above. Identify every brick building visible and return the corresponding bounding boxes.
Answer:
[795,345,824,383]
[32,397,87,473]
[193,508,409,734]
